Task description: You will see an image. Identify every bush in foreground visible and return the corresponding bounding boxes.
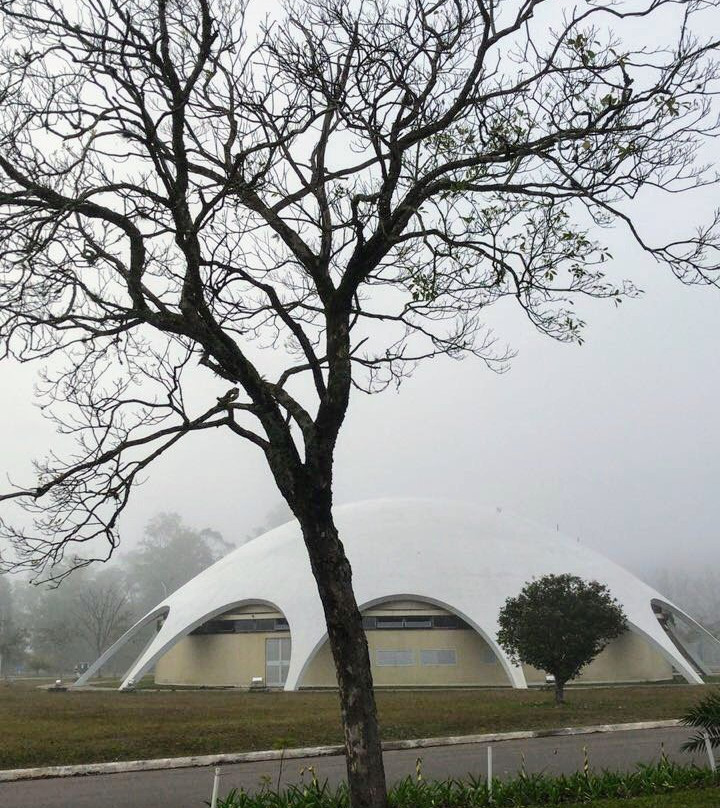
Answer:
[218,759,718,808]
[682,690,720,754]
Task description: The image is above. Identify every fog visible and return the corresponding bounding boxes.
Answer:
[0,0,719,598]
[2,237,718,586]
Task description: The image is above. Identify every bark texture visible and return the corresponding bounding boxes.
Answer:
[298,498,388,808]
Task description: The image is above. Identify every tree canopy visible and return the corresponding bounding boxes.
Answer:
[4,511,229,676]
[124,512,232,613]
[497,572,628,703]
[0,0,717,575]
[0,575,25,675]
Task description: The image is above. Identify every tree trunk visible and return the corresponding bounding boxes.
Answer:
[555,680,565,705]
[298,500,388,808]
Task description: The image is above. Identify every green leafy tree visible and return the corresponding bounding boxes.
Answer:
[497,573,627,704]
[0,576,26,676]
[123,513,233,615]
[25,653,52,676]
[17,567,96,673]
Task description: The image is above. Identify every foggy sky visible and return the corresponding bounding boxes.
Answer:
[0,1,719,585]
[2,229,718,580]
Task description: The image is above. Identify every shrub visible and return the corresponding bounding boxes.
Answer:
[217,758,719,808]
[681,690,720,754]
[497,574,627,705]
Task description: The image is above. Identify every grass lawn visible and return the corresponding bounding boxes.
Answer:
[0,680,717,770]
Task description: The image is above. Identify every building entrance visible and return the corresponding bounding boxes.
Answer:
[266,636,291,686]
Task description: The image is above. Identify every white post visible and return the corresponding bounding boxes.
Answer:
[703,732,717,773]
[210,766,222,808]
[487,745,493,803]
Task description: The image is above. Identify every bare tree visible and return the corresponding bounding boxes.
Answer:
[74,573,131,669]
[0,575,25,677]
[0,1,718,804]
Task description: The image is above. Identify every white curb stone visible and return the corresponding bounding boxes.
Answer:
[0,719,682,783]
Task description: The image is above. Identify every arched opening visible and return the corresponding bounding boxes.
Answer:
[297,595,519,689]
[153,601,292,689]
[72,605,171,688]
[651,599,719,678]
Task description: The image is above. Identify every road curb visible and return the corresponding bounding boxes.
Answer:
[0,719,682,782]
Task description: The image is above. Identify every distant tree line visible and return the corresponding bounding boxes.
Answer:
[0,512,232,677]
[0,502,293,678]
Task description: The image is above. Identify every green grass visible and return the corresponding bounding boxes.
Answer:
[1,679,718,769]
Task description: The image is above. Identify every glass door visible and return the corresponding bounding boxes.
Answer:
[265,637,291,686]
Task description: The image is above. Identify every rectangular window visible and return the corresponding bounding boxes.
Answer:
[232,618,284,633]
[404,617,433,629]
[254,618,277,632]
[233,619,256,633]
[420,649,457,666]
[266,637,291,686]
[363,614,473,631]
[376,649,415,667]
[432,615,464,629]
[376,617,405,629]
[191,620,235,635]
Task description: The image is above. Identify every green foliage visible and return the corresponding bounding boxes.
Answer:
[216,760,719,808]
[8,512,230,675]
[24,653,53,675]
[681,690,720,754]
[0,575,26,671]
[496,574,628,699]
[122,512,232,615]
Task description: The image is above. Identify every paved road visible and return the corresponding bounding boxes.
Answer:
[0,727,709,808]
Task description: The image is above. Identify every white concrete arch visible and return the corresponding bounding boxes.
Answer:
[291,592,526,690]
[81,499,714,690]
[625,611,703,685]
[119,598,289,690]
[651,597,720,678]
[73,605,169,687]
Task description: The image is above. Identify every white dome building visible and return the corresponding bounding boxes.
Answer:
[76,500,719,691]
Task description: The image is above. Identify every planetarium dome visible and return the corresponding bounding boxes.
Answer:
[76,499,718,691]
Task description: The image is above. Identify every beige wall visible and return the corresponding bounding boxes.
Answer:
[154,601,674,688]
[522,630,674,685]
[155,604,288,687]
[301,628,508,688]
[155,631,291,687]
